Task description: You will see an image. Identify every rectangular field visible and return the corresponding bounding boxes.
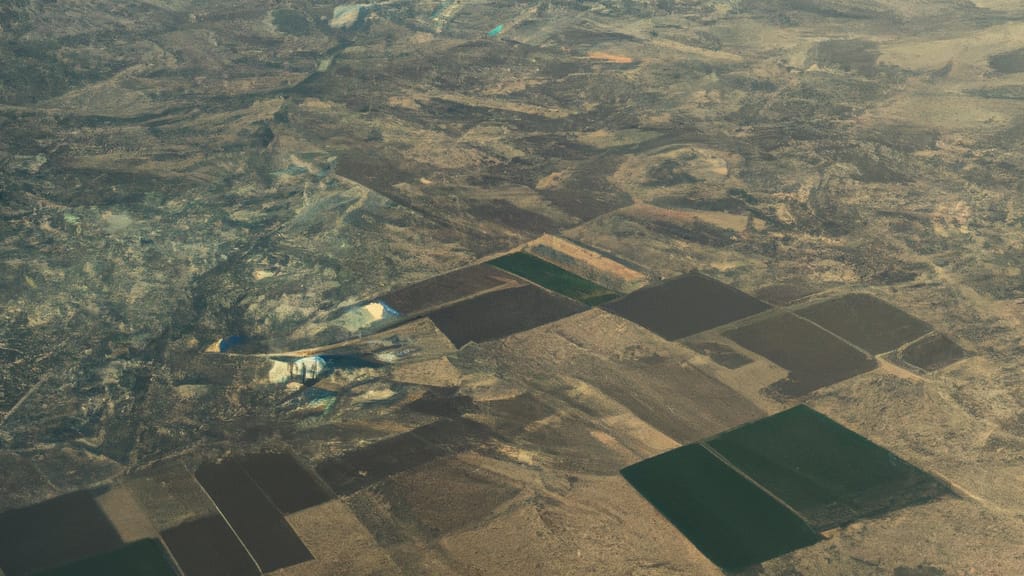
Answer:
[316,418,493,496]
[428,284,587,348]
[34,538,177,576]
[602,272,770,340]
[0,490,123,576]
[725,312,877,397]
[160,516,260,576]
[621,443,821,572]
[526,233,648,292]
[237,452,333,514]
[895,332,967,372]
[707,405,950,530]
[795,293,932,354]
[194,461,313,572]
[487,252,620,305]
[380,264,521,316]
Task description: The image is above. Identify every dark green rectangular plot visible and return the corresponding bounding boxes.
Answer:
[32,539,177,576]
[707,405,950,531]
[621,444,820,572]
[487,252,619,306]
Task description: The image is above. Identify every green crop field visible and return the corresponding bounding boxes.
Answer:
[621,443,820,572]
[707,405,950,530]
[487,252,619,306]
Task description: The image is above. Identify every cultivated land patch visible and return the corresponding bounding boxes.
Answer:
[160,515,260,576]
[894,332,968,372]
[488,251,620,305]
[621,443,821,572]
[525,233,648,292]
[194,461,313,572]
[602,272,770,340]
[706,405,951,530]
[316,418,493,496]
[725,312,878,398]
[236,452,333,514]
[428,284,587,348]
[33,538,177,576]
[0,490,123,576]
[380,264,521,316]
[795,293,933,355]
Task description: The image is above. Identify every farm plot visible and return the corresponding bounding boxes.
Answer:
[602,272,770,340]
[706,405,950,530]
[725,312,877,397]
[621,443,821,572]
[488,252,620,305]
[194,461,313,572]
[33,539,177,576]
[160,516,260,576]
[795,293,932,355]
[235,452,333,515]
[0,490,123,576]
[894,332,967,372]
[380,264,521,316]
[428,284,587,348]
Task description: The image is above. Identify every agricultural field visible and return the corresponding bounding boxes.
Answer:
[161,516,261,576]
[706,405,951,530]
[487,252,620,305]
[602,272,770,340]
[623,405,950,571]
[427,284,587,348]
[3,0,1024,574]
[891,332,968,373]
[621,443,822,572]
[0,491,124,576]
[231,453,333,515]
[725,312,879,398]
[380,265,523,317]
[193,461,313,572]
[795,293,933,355]
[33,539,178,576]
